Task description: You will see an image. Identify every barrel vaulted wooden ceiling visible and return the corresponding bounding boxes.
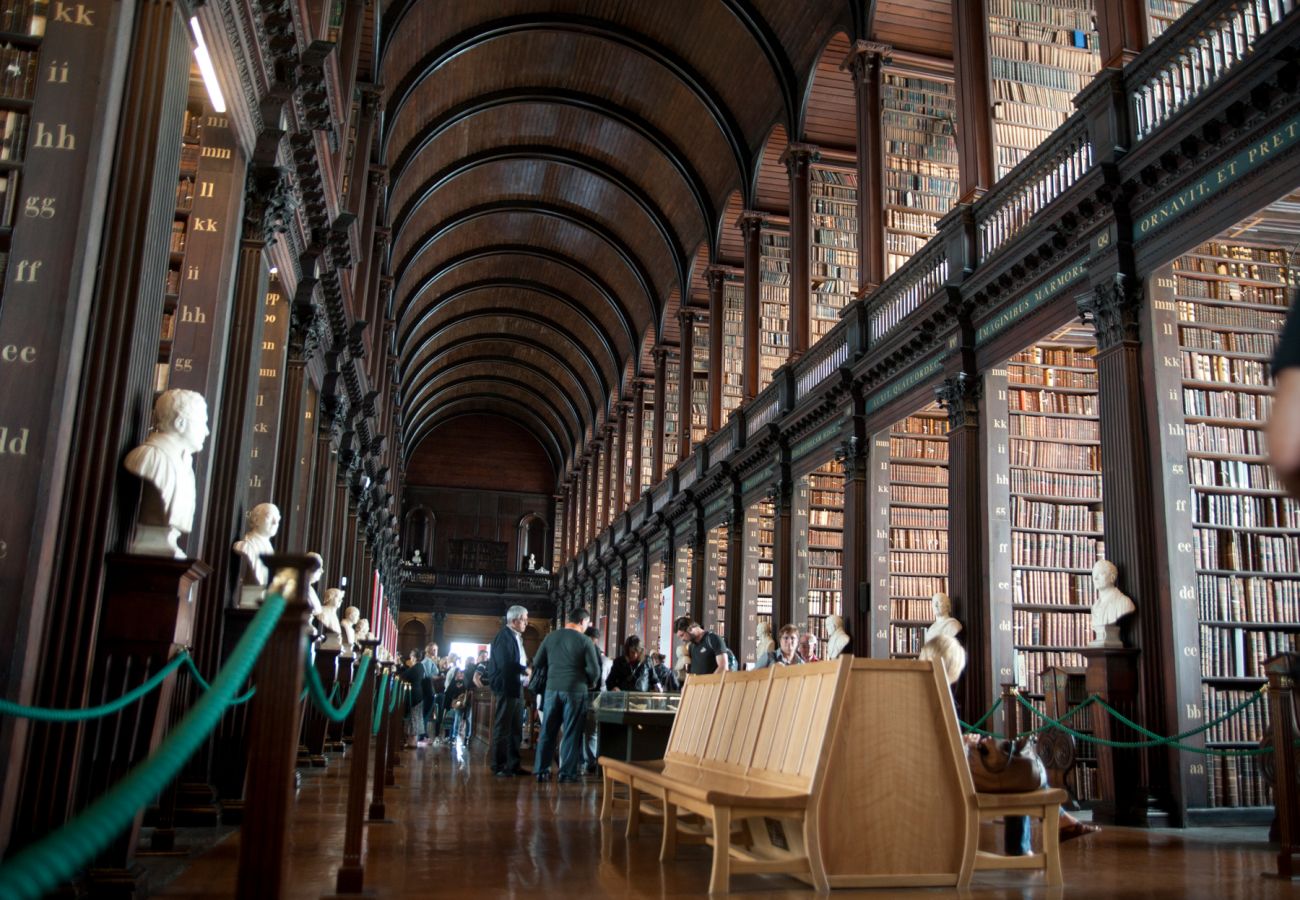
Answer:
[381,0,953,479]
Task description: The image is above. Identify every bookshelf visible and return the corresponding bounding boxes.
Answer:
[1147,0,1195,38]
[722,278,744,417]
[1043,666,1099,805]
[647,553,665,657]
[0,0,42,302]
[663,350,680,472]
[759,222,791,391]
[690,315,709,447]
[743,498,776,665]
[809,163,858,340]
[885,404,950,659]
[673,543,692,649]
[881,69,959,276]
[1150,241,1300,810]
[794,459,844,643]
[153,107,201,391]
[704,522,728,639]
[607,579,621,657]
[992,325,1105,701]
[640,391,655,494]
[987,0,1101,178]
[594,442,605,532]
[626,562,643,646]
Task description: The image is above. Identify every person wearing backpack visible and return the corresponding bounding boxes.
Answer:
[672,616,732,675]
[605,634,662,692]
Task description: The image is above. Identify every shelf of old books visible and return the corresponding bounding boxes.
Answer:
[155,105,203,392]
[622,400,636,510]
[673,541,692,645]
[646,551,665,656]
[704,522,728,639]
[690,315,709,447]
[594,442,606,533]
[887,404,950,659]
[1001,324,1105,698]
[626,561,643,646]
[1147,0,1195,38]
[721,276,745,418]
[743,498,776,665]
[606,579,621,657]
[0,0,44,304]
[881,67,959,277]
[640,391,655,494]
[1151,238,1300,810]
[759,220,791,391]
[987,0,1101,178]
[809,160,858,340]
[794,459,844,643]
[662,350,680,472]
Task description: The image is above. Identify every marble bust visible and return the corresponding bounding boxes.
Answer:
[1089,560,1136,648]
[318,587,344,651]
[340,604,360,657]
[755,621,775,662]
[233,503,280,608]
[124,389,208,558]
[825,614,850,660]
[356,619,371,644]
[305,552,324,616]
[919,592,967,685]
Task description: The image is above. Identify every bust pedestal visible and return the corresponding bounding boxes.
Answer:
[331,655,356,750]
[303,647,340,765]
[84,554,209,899]
[1082,646,1165,826]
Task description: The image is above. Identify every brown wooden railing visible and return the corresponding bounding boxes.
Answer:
[402,568,553,593]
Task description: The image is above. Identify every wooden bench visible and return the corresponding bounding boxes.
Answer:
[602,657,1068,893]
[601,658,851,893]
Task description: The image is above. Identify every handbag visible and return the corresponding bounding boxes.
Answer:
[450,692,468,711]
[526,664,547,696]
[967,736,1048,793]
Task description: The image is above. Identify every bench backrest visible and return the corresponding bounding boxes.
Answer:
[663,673,724,764]
[747,658,850,791]
[702,667,772,776]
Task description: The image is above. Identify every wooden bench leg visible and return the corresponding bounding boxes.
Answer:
[801,813,829,893]
[1043,804,1063,886]
[660,797,678,862]
[957,805,979,888]
[709,806,732,894]
[626,785,642,839]
[600,774,615,823]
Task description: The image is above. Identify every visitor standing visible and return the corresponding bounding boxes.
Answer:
[532,607,600,783]
[673,616,732,675]
[487,605,530,776]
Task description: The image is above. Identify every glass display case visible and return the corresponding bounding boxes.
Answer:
[593,691,681,713]
[593,691,680,763]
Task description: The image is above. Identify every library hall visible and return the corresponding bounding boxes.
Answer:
[3,0,1300,896]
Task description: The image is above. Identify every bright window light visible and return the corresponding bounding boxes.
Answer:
[190,17,226,114]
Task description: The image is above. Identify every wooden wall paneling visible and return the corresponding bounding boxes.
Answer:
[15,0,191,846]
[773,457,795,634]
[1096,0,1150,68]
[630,380,645,504]
[951,0,994,201]
[0,0,133,850]
[724,489,746,658]
[167,116,247,552]
[247,279,289,506]
[333,0,368,184]
[615,401,629,516]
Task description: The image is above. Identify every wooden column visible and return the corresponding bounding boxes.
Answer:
[738,212,763,400]
[630,380,646,497]
[770,465,794,631]
[328,474,350,588]
[678,309,696,460]
[615,401,629,515]
[843,41,889,294]
[1078,277,1172,824]
[652,347,668,484]
[272,305,316,549]
[724,494,745,648]
[603,424,616,526]
[782,143,818,359]
[936,371,991,720]
[1096,0,1149,69]
[589,442,601,541]
[953,0,995,201]
[839,433,871,656]
[305,414,338,558]
[706,268,726,431]
[10,0,191,845]
[689,530,707,627]
[576,459,588,552]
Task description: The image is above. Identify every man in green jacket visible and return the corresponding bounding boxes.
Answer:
[532,606,600,783]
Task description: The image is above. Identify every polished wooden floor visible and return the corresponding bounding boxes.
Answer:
[156,739,1292,898]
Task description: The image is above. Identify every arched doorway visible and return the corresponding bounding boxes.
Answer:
[516,512,548,571]
[399,619,428,658]
[403,506,434,564]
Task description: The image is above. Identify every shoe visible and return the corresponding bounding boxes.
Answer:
[583,764,598,775]
[535,771,553,782]
[507,766,529,776]
[494,769,516,778]
[1059,821,1100,843]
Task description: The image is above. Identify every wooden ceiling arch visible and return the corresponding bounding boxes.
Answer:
[405,402,566,472]
[402,359,586,443]
[404,378,579,452]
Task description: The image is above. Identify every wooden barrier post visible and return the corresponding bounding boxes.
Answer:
[368,662,395,822]
[386,681,402,785]
[325,639,378,897]
[1002,682,1019,740]
[235,555,315,900]
[1266,655,1299,880]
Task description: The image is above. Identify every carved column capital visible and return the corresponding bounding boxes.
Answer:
[834,435,863,478]
[243,164,294,244]
[736,209,766,238]
[840,39,892,82]
[1078,274,1143,350]
[780,141,821,176]
[934,371,982,429]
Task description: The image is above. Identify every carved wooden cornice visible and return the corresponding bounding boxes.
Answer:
[1078,274,1143,350]
[934,371,982,430]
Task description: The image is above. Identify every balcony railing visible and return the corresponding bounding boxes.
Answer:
[402,568,553,593]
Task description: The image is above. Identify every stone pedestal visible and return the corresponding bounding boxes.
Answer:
[303,647,340,765]
[1083,646,1164,826]
[83,555,209,899]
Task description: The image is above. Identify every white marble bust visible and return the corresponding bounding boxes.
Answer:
[305,552,324,616]
[124,389,208,558]
[755,621,775,663]
[356,618,371,643]
[825,615,850,660]
[233,502,280,585]
[340,604,360,657]
[1089,560,1136,648]
[318,587,344,651]
[919,592,967,685]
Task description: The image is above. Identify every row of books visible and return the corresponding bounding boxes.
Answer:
[807,570,843,590]
[886,208,945,236]
[1008,389,1098,415]
[988,35,1099,73]
[807,489,843,507]
[808,473,842,490]
[1011,468,1100,499]
[1183,387,1272,420]
[892,575,948,599]
[890,550,948,575]
[0,0,46,35]
[889,436,949,461]
[1010,438,1100,470]
[1201,687,1268,745]
[1180,326,1276,355]
[1189,457,1281,492]
[892,598,939,621]
[1,109,26,163]
[1173,256,1293,285]
[1012,498,1102,531]
[808,508,843,527]
[1012,346,1097,367]
[1013,569,1095,606]
[1205,755,1270,808]
[1009,414,1100,440]
[1200,625,1300,681]
[807,528,843,550]
[1193,528,1300,571]
[891,528,947,551]
[892,507,948,529]
[1015,650,1087,697]
[891,462,948,485]
[891,484,948,506]
[891,626,927,655]
[0,168,18,228]
[1012,532,1103,569]
[1006,364,1097,389]
[1184,423,1268,456]
[169,220,187,255]
[1176,281,1291,309]
[1182,352,1269,386]
[808,549,842,568]
[1197,574,1300,623]
[1194,492,1298,529]
[1014,608,1091,647]
[0,46,35,102]
[988,16,1098,47]
[884,169,958,195]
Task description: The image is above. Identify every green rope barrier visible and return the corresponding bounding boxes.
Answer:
[1012,692,1273,756]
[371,671,390,736]
[387,675,400,714]
[0,653,189,722]
[303,652,373,723]
[180,655,255,706]
[1093,689,1265,743]
[959,697,1004,734]
[0,592,287,900]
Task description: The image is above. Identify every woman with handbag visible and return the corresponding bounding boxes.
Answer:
[966,734,1100,850]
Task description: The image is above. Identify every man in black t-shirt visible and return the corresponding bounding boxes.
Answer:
[673,616,732,675]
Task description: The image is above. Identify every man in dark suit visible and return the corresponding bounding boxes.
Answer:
[487,605,530,776]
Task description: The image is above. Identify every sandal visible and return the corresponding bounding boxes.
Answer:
[1059,820,1101,843]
